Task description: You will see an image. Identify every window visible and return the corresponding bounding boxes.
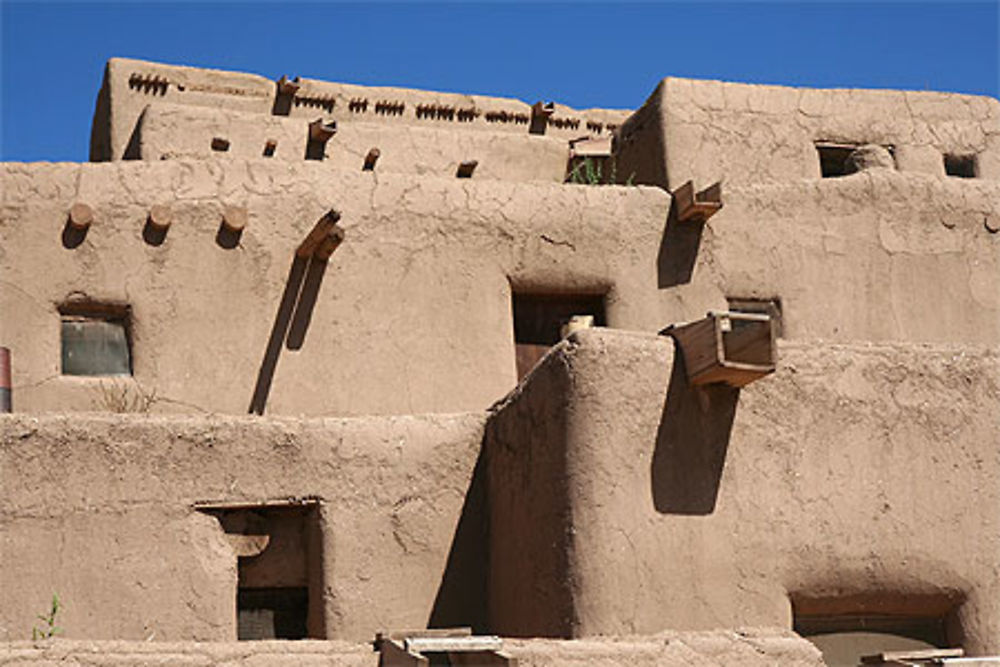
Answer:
[816,143,856,178]
[512,292,606,380]
[944,154,977,178]
[198,501,325,640]
[816,142,895,178]
[60,302,132,376]
[793,594,962,667]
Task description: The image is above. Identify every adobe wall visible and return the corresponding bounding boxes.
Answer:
[136,103,571,181]
[0,160,670,416]
[0,412,484,641]
[3,160,996,416]
[0,630,824,666]
[694,173,1000,345]
[616,77,1000,190]
[91,58,629,174]
[486,330,1000,654]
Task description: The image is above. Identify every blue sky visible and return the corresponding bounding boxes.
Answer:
[2,1,997,162]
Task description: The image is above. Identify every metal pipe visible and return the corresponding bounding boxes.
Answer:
[0,347,11,413]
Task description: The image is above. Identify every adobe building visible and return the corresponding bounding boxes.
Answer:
[0,58,998,666]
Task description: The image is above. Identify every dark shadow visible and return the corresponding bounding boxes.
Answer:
[427,446,489,633]
[286,258,328,350]
[272,94,293,117]
[305,140,326,161]
[248,256,309,415]
[61,219,87,249]
[216,222,243,250]
[657,202,705,288]
[122,115,143,160]
[142,219,168,246]
[651,346,739,514]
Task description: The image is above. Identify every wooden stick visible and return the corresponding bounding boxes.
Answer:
[296,209,342,258]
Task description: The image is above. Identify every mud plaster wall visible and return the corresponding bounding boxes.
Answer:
[1,160,676,416]
[616,77,1000,189]
[693,172,1000,345]
[4,161,997,415]
[486,330,1000,654]
[137,102,571,182]
[0,412,483,641]
[92,58,629,165]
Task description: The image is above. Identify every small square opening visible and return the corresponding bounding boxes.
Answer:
[727,297,783,338]
[200,501,325,640]
[793,594,963,667]
[944,153,977,178]
[797,616,949,667]
[816,143,856,178]
[60,302,132,376]
[512,292,606,380]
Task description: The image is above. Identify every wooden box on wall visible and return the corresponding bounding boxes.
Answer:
[662,311,776,387]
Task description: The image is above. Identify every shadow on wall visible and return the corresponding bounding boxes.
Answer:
[657,201,706,288]
[651,347,740,514]
[248,255,331,415]
[427,447,490,633]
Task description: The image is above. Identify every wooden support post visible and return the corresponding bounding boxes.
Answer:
[672,180,723,223]
[221,205,248,233]
[530,101,555,135]
[147,204,172,231]
[309,119,337,142]
[68,203,94,230]
[277,75,301,96]
[296,209,343,259]
[314,227,345,261]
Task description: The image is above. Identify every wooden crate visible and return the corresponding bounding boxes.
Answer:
[661,311,776,387]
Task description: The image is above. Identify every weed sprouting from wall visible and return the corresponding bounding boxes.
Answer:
[566,157,635,186]
[93,380,157,413]
[32,594,61,640]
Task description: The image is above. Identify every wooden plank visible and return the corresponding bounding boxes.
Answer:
[406,636,503,653]
[377,628,472,642]
[862,647,964,664]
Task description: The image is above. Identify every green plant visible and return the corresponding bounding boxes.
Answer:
[568,157,604,185]
[32,594,61,640]
[567,157,637,186]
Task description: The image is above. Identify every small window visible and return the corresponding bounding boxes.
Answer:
[727,297,783,338]
[793,594,962,667]
[60,302,132,376]
[944,154,977,178]
[512,292,606,380]
[797,616,949,667]
[817,143,856,178]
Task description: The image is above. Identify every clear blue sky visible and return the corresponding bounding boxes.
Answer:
[2,1,997,162]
